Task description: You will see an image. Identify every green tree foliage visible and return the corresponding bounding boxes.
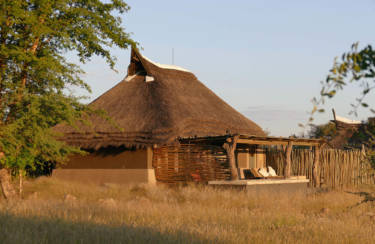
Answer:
[350,118,375,168]
[309,43,375,121]
[308,122,337,140]
[349,118,375,147]
[0,1,134,177]
[308,43,375,169]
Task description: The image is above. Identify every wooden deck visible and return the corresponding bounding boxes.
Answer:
[208,178,310,191]
[209,178,309,186]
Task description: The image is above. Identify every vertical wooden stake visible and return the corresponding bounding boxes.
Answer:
[223,135,239,180]
[313,145,321,187]
[284,141,293,178]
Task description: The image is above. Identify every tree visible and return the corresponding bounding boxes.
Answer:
[308,43,375,169]
[350,118,375,168]
[0,0,135,198]
[308,122,337,140]
[350,118,375,147]
[309,43,375,121]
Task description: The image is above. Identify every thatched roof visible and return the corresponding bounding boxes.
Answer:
[55,48,265,149]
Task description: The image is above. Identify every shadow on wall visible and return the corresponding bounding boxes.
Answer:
[86,146,139,157]
[0,212,215,244]
[26,147,140,177]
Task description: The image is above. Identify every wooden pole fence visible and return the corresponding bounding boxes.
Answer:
[266,148,375,189]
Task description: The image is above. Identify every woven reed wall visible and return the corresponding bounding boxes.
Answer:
[152,144,231,184]
[266,149,375,188]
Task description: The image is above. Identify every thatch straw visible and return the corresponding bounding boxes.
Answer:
[55,48,265,149]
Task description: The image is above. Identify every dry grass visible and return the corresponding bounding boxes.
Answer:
[0,178,374,243]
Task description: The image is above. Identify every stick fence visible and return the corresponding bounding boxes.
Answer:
[266,148,375,188]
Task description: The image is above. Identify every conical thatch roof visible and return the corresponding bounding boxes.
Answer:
[55,48,265,149]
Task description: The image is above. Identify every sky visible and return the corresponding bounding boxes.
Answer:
[70,0,375,136]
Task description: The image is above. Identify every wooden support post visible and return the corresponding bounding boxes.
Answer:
[284,141,293,178]
[223,135,239,180]
[312,145,321,187]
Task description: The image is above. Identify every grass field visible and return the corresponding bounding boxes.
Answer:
[0,177,374,243]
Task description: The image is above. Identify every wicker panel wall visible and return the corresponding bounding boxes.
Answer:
[153,144,231,184]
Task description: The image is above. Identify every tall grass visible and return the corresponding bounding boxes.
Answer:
[0,177,374,243]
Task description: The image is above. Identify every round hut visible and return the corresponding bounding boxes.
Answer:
[53,48,265,184]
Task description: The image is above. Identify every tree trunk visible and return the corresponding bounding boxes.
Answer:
[223,135,239,180]
[0,168,17,199]
[284,141,293,178]
[312,145,321,187]
[19,169,24,197]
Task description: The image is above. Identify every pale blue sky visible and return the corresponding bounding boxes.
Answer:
[72,0,375,136]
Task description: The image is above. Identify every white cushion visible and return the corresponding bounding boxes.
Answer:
[258,167,269,177]
[268,166,277,176]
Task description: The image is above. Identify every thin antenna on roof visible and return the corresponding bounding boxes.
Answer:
[172,48,174,65]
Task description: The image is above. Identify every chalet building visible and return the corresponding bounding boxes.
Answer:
[53,48,320,185]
